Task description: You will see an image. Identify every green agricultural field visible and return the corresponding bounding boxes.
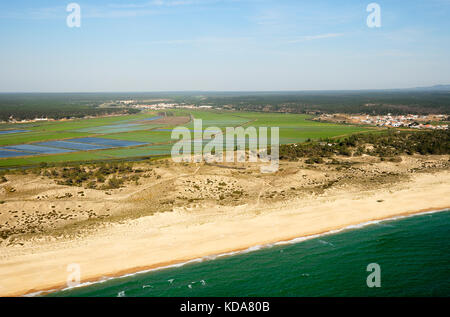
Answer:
[234,112,371,143]
[190,110,251,127]
[0,112,156,132]
[183,111,371,144]
[105,130,175,144]
[0,151,111,167]
[0,112,162,146]
[0,131,95,147]
[99,144,174,158]
[0,109,373,168]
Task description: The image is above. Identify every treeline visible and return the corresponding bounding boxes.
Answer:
[2,91,449,118]
[195,91,450,115]
[279,130,450,161]
[0,106,140,122]
[0,93,140,121]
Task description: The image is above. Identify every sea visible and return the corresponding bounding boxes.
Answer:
[47,210,450,297]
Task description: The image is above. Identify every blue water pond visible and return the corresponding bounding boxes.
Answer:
[34,141,111,151]
[3,144,75,154]
[69,137,147,147]
[0,130,30,135]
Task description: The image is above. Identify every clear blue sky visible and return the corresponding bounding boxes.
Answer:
[1,0,449,92]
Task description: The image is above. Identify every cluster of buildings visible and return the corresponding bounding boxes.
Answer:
[357,114,448,130]
[117,100,135,105]
[316,114,448,130]
[130,103,213,110]
[132,103,178,110]
[6,116,53,123]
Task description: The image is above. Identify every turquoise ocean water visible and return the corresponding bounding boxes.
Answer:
[48,210,450,297]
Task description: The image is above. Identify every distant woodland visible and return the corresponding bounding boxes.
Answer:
[0,93,140,122]
[1,90,449,121]
[195,91,450,115]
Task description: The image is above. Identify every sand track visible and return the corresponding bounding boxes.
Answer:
[0,155,449,296]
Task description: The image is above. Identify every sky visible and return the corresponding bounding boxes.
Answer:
[0,0,450,92]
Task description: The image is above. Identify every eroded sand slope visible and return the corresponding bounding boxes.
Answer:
[0,155,449,296]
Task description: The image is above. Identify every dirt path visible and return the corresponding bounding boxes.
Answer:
[110,165,203,200]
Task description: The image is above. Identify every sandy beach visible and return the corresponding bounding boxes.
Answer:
[0,156,449,296]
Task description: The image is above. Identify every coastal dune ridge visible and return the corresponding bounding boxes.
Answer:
[0,158,448,297]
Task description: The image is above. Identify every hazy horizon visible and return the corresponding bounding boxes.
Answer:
[1,0,450,92]
[2,83,450,95]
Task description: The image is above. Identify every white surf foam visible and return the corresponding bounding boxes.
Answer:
[32,208,449,296]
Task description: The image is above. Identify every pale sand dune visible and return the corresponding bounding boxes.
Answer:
[0,170,448,297]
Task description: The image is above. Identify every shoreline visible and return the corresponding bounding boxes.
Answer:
[0,170,449,297]
[42,206,449,297]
